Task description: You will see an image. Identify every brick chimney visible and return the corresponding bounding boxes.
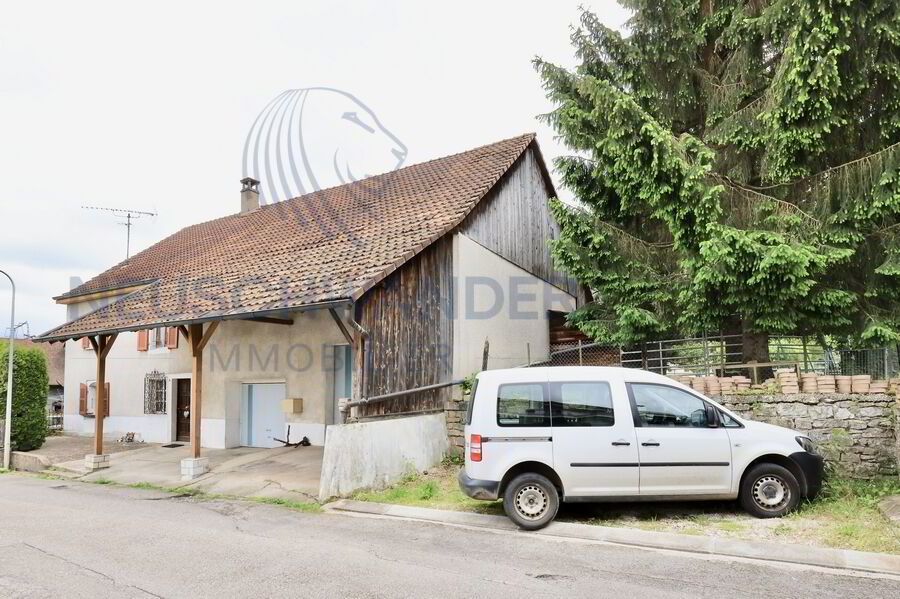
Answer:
[240,177,260,213]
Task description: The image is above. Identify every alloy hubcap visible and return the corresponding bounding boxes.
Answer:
[515,484,548,520]
[752,475,789,510]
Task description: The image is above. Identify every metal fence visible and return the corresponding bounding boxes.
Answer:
[525,334,900,381]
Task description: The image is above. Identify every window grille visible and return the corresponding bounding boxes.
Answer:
[144,370,167,414]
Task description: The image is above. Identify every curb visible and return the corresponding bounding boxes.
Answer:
[327,500,900,577]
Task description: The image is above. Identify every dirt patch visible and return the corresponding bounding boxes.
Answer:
[24,434,151,465]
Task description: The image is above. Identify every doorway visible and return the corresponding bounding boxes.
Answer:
[241,383,286,448]
[331,345,352,425]
[176,379,191,442]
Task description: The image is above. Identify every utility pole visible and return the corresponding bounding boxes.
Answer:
[81,206,157,258]
[1,269,14,470]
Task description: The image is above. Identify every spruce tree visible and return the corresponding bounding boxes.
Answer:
[535,1,900,358]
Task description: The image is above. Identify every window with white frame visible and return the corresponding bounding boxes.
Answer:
[148,327,166,350]
[144,371,167,414]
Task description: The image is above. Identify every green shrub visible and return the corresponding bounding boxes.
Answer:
[0,341,49,451]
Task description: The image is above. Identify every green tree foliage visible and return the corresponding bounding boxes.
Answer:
[0,341,49,451]
[535,1,900,348]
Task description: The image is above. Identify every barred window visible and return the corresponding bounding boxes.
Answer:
[144,371,167,415]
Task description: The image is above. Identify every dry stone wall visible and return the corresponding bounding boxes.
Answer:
[720,393,898,478]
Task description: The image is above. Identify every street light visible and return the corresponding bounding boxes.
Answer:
[1,269,14,470]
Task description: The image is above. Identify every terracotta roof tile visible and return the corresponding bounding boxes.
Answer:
[37,133,536,341]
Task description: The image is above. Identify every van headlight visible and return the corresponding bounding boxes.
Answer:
[795,436,817,455]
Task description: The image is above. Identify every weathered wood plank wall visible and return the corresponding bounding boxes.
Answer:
[458,144,587,304]
[354,235,453,417]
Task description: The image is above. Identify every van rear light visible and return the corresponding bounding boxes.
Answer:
[470,434,482,462]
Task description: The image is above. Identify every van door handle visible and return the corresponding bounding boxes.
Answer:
[641,441,660,447]
[611,440,631,446]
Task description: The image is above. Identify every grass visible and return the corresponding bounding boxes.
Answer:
[352,460,503,516]
[353,463,900,554]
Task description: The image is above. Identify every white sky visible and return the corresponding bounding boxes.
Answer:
[0,0,630,337]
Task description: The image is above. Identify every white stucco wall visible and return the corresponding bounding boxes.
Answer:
[318,413,449,500]
[62,300,351,447]
[452,232,576,378]
[62,301,192,444]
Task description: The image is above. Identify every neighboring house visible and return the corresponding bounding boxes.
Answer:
[16,339,65,411]
[36,133,585,452]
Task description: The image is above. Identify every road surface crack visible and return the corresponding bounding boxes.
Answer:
[22,542,164,598]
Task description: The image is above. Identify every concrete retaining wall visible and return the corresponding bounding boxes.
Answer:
[720,393,899,477]
[318,412,449,500]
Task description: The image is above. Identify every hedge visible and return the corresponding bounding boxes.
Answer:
[0,340,49,451]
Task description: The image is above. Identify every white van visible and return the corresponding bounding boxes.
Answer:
[458,367,824,530]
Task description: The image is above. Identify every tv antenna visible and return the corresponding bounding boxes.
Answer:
[81,206,157,258]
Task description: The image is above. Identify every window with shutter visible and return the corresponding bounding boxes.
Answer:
[137,330,149,352]
[79,383,88,415]
[81,337,91,350]
[166,327,178,349]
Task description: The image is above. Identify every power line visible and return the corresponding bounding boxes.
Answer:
[81,206,158,258]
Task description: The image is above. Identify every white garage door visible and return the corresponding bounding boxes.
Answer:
[241,383,286,448]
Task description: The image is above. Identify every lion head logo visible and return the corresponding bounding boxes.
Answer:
[242,87,408,204]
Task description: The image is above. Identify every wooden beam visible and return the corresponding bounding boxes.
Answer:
[93,335,107,456]
[245,316,294,326]
[196,321,219,353]
[329,308,354,345]
[88,336,99,354]
[178,325,189,343]
[188,323,203,459]
[100,333,117,360]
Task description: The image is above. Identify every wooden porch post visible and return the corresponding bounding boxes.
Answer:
[186,322,218,459]
[88,333,117,458]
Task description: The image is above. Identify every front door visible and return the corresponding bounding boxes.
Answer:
[627,382,733,496]
[176,379,191,442]
[551,378,640,497]
[242,383,286,448]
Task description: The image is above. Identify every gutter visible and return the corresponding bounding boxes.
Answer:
[34,299,353,343]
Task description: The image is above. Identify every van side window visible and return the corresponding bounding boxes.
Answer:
[550,382,614,427]
[629,383,709,427]
[497,383,550,427]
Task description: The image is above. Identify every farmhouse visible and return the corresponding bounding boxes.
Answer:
[35,133,585,479]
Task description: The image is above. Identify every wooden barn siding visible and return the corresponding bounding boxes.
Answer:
[354,235,453,417]
[458,145,586,303]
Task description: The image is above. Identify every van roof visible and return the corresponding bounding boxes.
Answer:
[476,366,674,385]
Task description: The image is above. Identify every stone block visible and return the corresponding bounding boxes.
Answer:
[858,407,884,418]
[84,454,110,471]
[181,457,209,481]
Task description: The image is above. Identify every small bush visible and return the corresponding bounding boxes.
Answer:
[0,341,49,451]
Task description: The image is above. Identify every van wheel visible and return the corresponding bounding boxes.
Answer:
[503,473,559,530]
[740,463,800,518]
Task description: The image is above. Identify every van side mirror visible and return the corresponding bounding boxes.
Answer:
[705,404,719,428]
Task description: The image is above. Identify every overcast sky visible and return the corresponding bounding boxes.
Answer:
[0,0,630,337]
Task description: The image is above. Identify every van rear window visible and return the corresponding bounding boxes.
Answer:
[464,378,478,425]
[497,383,550,427]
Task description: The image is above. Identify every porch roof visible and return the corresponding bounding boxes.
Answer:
[35,133,537,343]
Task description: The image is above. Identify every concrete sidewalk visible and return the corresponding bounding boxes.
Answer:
[53,444,323,502]
[328,499,900,577]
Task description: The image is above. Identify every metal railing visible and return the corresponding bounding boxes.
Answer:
[525,334,899,381]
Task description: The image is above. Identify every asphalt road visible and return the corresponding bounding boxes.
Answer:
[1,474,898,599]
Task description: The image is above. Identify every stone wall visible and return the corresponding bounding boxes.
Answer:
[720,393,898,478]
[445,392,467,456]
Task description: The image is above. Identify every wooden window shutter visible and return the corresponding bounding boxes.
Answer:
[166,327,179,349]
[102,382,110,417]
[81,337,90,350]
[79,383,88,415]
[137,330,149,352]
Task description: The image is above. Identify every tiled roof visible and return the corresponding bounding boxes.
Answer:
[37,133,537,342]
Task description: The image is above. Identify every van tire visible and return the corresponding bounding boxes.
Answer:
[740,463,800,518]
[503,473,559,530]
